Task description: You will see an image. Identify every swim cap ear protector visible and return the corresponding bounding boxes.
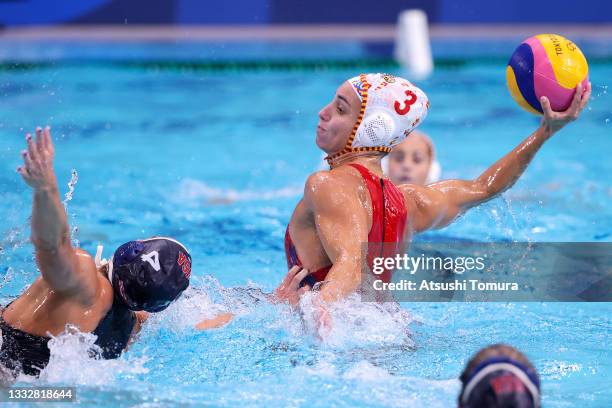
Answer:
[325,73,429,166]
[459,357,541,408]
[109,237,192,312]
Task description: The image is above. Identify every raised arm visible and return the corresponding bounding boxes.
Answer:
[406,82,591,233]
[17,127,97,299]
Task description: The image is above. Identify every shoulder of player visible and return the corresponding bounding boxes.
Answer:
[304,170,334,196]
[73,247,97,273]
[73,248,111,307]
[305,168,360,195]
[303,170,355,209]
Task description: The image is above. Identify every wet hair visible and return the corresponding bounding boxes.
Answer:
[459,344,540,408]
[460,344,538,383]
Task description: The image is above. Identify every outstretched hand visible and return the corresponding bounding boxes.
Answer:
[540,81,591,136]
[274,265,312,307]
[17,126,56,190]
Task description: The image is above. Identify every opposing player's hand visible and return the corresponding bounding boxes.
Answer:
[274,265,311,307]
[17,126,57,190]
[540,81,591,135]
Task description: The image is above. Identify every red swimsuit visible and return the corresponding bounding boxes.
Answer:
[284,163,407,284]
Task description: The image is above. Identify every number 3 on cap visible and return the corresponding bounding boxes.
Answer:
[394,90,417,115]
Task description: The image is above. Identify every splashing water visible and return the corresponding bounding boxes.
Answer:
[62,169,78,209]
[299,292,416,350]
[146,275,416,353]
[0,59,609,407]
[19,325,149,386]
[0,267,14,290]
[1,226,28,253]
[61,169,79,247]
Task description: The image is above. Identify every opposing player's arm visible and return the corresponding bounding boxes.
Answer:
[17,127,98,302]
[195,313,234,330]
[405,82,591,233]
[304,171,369,302]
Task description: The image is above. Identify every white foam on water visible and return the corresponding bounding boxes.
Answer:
[145,275,276,333]
[18,325,148,386]
[150,274,416,353]
[342,360,393,381]
[296,359,338,378]
[291,358,459,408]
[0,267,14,289]
[298,292,415,350]
[355,363,460,407]
[175,178,302,204]
[541,360,582,380]
[148,283,226,332]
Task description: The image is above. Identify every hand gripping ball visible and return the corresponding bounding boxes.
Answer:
[506,34,589,114]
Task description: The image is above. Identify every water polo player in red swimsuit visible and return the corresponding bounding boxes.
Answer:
[197,73,590,332]
[274,73,590,326]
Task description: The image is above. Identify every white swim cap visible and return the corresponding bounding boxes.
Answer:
[326,73,429,166]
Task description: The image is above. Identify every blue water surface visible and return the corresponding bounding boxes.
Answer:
[0,43,610,407]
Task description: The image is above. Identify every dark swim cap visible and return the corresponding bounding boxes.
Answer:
[459,357,541,408]
[110,237,192,312]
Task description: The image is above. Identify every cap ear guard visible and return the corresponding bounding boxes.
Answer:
[352,111,396,148]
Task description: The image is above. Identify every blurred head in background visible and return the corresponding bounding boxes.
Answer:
[459,344,541,408]
[383,130,440,185]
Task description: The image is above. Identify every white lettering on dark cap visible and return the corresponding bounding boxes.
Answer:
[141,251,161,271]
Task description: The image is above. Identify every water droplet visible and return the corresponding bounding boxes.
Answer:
[62,169,79,209]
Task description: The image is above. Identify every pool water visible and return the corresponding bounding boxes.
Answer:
[0,47,610,407]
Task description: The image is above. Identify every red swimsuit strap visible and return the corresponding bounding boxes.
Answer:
[350,163,380,233]
[347,163,407,238]
[349,163,406,242]
[348,163,408,284]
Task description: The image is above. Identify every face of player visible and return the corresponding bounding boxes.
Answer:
[316,81,361,154]
[388,133,432,185]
